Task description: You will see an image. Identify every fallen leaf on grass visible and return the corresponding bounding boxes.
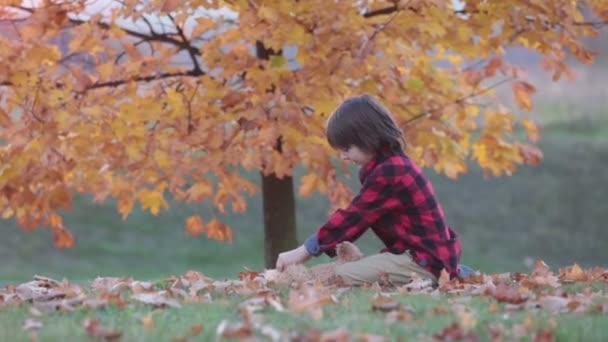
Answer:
[259,324,283,341]
[355,333,390,342]
[528,295,570,313]
[98,292,127,309]
[511,315,536,339]
[486,324,505,342]
[90,277,132,294]
[385,310,413,324]
[141,314,154,331]
[83,318,122,340]
[319,327,351,341]
[216,319,253,339]
[132,291,181,308]
[533,329,557,342]
[488,283,528,304]
[173,324,204,342]
[524,260,560,288]
[370,293,401,312]
[240,290,285,312]
[559,264,588,282]
[399,277,434,293]
[433,322,479,341]
[288,284,337,321]
[22,318,43,331]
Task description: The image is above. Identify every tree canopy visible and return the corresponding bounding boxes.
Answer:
[0,0,606,247]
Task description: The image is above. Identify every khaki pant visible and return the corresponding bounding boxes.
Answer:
[334,251,437,286]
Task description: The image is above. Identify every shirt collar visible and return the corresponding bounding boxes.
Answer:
[358,146,400,183]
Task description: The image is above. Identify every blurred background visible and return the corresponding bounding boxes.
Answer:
[1,38,607,284]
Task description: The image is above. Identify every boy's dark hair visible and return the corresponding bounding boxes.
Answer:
[326,94,405,154]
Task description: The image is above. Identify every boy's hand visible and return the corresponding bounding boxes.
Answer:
[276,245,312,271]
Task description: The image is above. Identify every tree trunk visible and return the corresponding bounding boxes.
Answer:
[261,173,297,269]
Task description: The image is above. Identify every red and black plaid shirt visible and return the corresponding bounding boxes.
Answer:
[312,150,461,278]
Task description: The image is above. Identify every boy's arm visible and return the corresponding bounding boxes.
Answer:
[306,168,400,257]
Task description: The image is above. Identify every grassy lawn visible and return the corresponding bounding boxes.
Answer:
[2,272,608,341]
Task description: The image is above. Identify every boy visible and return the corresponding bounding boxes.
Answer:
[276,94,465,285]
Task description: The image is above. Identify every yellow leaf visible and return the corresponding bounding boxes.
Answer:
[186,181,213,201]
[299,172,325,197]
[258,6,279,23]
[154,150,171,169]
[191,17,216,39]
[137,189,169,215]
[521,118,540,143]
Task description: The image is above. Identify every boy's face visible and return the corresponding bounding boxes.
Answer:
[339,146,373,166]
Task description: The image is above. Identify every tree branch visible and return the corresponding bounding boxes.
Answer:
[167,14,203,74]
[363,4,608,28]
[79,69,205,93]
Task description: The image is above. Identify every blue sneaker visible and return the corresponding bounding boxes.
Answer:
[458,264,477,278]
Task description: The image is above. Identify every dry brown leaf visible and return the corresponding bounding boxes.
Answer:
[370,293,401,312]
[216,320,253,339]
[130,281,155,294]
[438,269,451,290]
[488,302,500,313]
[455,308,477,331]
[132,291,181,308]
[288,284,337,321]
[559,264,588,282]
[512,315,536,339]
[83,318,123,340]
[530,295,570,313]
[259,325,283,341]
[385,310,413,324]
[33,296,86,312]
[98,292,127,309]
[141,314,154,331]
[399,277,434,293]
[238,270,260,281]
[533,329,557,342]
[320,327,351,342]
[22,318,43,332]
[524,259,560,288]
[486,324,505,342]
[90,277,133,294]
[488,283,528,304]
[433,322,479,341]
[355,333,390,342]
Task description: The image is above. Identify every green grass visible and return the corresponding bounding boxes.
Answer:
[1,284,607,341]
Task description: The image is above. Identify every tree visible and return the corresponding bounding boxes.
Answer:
[0,0,606,267]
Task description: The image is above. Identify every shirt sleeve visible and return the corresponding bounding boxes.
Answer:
[315,167,399,257]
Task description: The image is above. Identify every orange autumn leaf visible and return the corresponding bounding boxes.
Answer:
[53,228,74,249]
[559,264,588,282]
[512,81,537,111]
[185,215,206,237]
[83,318,122,340]
[206,219,233,242]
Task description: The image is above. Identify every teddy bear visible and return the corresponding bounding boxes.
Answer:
[262,242,364,286]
